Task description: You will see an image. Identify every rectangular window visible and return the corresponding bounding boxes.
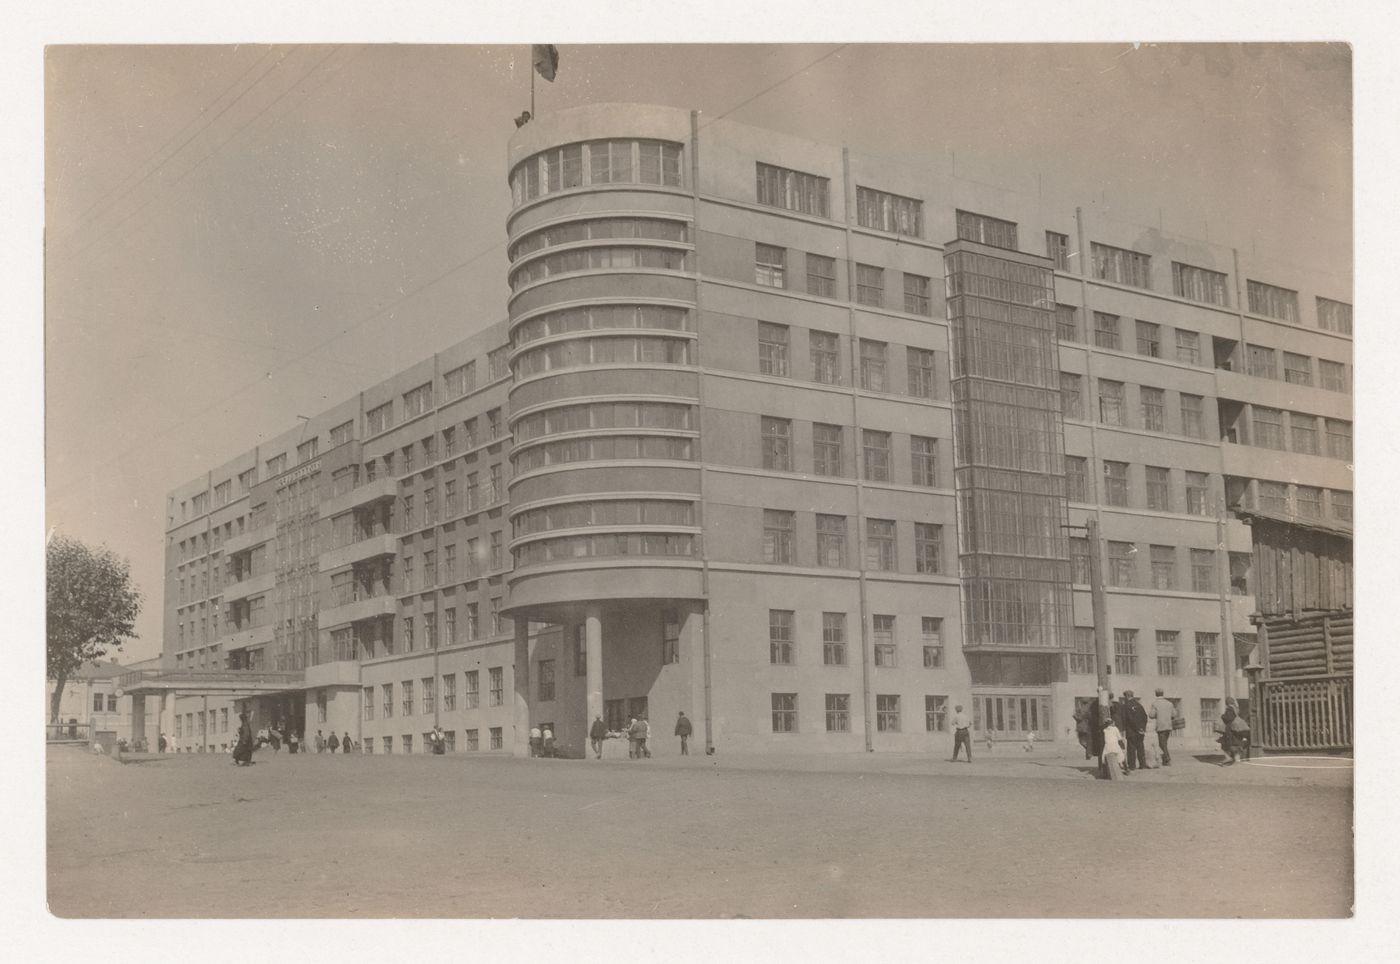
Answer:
[403,383,433,420]
[862,429,891,482]
[489,727,502,750]
[488,667,504,706]
[297,438,319,463]
[859,339,887,391]
[1247,280,1300,322]
[1065,456,1090,503]
[771,693,798,732]
[816,514,847,568]
[755,243,786,288]
[1107,541,1136,588]
[662,609,681,665]
[1135,320,1161,358]
[763,509,796,565]
[1319,359,1349,393]
[855,264,884,308]
[1326,420,1352,461]
[760,416,792,471]
[1291,413,1319,455]
[537,660,555,702]
[1141,386,1166,433]
[1283,352,1313,386]
[907,347,936,398]
[813,423,843,477]
[1156,631,1180,676]
[1252,407,1285,450]
[422,676,436,714]
[1258,480,1289,514]
[1060,372,1083,419]
[442,672,456,711]
[1145,465,1171,512]
[925,695,948,732]
[1331,490,1352,523]
[265,453,286,477]
[1246,345,1277,380]
[1195,633,1219,676]
[1098,380,1126,426]
[921,617,944,668]
[769,610,795,665]
[903,274,932,315]
[911,435,938,487]
[1070,536,1091,584]
[1175,329,1201,366]
[1093,313,1121,351]
[1071,627,1096,675]
[1046,231,1070,271]
[756,162,830,217]
[464,670,480,709]
[866,519,896,572]
[1091,242,1152,288]
[382,683,394,719]
[872,615,896,667]
[806,253,837,298]
[956,209,1018,249]
[1180,394,1205,439]
[810,330,841,384]
[1295,485,1323,518]
[757,322,792,376]
[464,728,478,752]
[825,694,850,732]
[401,679,415,716]
[859,187,924,236]
[1056,304,1079,342]
[1172,262,1229,305]
[914,523,943,575]
[1199,698,1221,742]
[1192,548,1215,593]
[876,694,901,732]
[365,402,393,436]
[822,613,847,666]
[444,362,476,399]
[1103,460,1130,507]
[1113,629,1139,675]
[238,468,257,493]
[1316,297,1352,334]
[1150,544,1176,590]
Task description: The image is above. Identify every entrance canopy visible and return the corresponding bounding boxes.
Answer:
[116,668,304,697]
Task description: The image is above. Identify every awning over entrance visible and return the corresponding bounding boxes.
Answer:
[116,668,305,697]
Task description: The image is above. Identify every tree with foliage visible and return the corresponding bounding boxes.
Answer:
[47,534,143,723]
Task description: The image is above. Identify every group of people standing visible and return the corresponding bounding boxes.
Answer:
[583,711,694,759]
[1083,689,1249,780]
[229,714,355,766]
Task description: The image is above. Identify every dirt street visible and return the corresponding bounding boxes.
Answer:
[47,746,1352,918]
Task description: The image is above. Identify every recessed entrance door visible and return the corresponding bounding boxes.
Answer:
[973,693,1053,741]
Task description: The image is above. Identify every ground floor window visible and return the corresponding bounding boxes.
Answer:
[772,693,798,733]
[489,727,503,750]
[1199,698,1220,743]
[443,731,455,753]
[466,729,479,751]
[973,693,1052,740]
[825,694,850,732]
[876,694,901,732]
[382,736,392,754]
[925,695,948,732]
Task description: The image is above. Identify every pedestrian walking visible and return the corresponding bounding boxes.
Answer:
[342,731,353,754]
[1148,689,1176,766]
[589,716,607,759]
[1122,690,1149,772]
[158,732,167,753]
[626,717,641,759]
[675,711,692,755]
[315,729,326,753]
[232,712,254,767]
[950,704,973,762]
[529,725,543,758]
[639,717,652,758]
[1101,719,1126,781]
[328,731,340,753]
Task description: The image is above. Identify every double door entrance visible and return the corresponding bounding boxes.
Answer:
[973,692,1053,741]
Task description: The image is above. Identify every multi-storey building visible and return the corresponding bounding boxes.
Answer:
[138,102,1352,759]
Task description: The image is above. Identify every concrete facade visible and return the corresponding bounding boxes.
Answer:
[156,103,1351,759]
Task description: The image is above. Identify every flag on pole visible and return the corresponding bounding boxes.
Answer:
[532,44,559,82]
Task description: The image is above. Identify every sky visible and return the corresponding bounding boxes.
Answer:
[43,42,1352,664]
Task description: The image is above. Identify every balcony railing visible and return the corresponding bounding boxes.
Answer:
[327,583,394,607]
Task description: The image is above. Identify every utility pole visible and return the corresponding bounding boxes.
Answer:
[1216,497,1235,701]
[1085,518,1112,714]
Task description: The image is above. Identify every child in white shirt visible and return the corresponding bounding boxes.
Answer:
[1101,721,1125,781]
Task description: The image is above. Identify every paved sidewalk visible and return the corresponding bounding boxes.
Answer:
[558,741,1354,789]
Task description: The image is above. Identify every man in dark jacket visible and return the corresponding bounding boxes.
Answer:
[328,731,340,753]
[674,711,693,755]
[1122,690,1150,772]
[589,716,607,759]
[342,731,353,753]
[232,712,254,766]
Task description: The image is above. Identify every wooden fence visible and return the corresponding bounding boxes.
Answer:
[1253,674,1352,752]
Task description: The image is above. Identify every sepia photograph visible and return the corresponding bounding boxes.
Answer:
[25,5,1385,947]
